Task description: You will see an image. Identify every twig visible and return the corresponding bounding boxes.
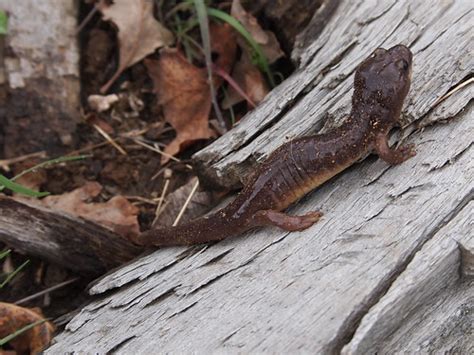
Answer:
[130,138,193,170]
[15,278,80,305]
[93,124,127,155]
[172,178,199,226]
[0,151,47,171]
[11,155,90,182]
[431,77,474,107]
[65,123,165,157]
[131,138,180,163]
[212,64,256,108]
[75,4,98,36]
[153,168,172,225]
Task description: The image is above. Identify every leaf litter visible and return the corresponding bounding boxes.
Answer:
[0,0,289,343]
[0,302,55,354]
[35,182,140,239]
[97,0,174,93]
[145,22,237,164]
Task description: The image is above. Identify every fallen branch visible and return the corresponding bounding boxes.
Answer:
[0,196,144,276]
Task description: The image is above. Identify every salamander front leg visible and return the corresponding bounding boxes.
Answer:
[375,133,416,165]
[252,210,322,231]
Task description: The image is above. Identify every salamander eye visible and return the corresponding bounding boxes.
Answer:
[371,48,386,58]
[397,59,409,71]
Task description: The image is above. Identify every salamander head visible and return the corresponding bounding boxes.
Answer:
[353,44,412,127]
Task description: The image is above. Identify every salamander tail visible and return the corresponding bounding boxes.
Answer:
[135,211,245,247]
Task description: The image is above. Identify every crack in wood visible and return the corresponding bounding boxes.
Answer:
[198,248,234,268]
[332,188,474,353]
[107,335,137,353]
[388,183,432,199]
[356,0,398,25]
[143,287,178,309]
[428,140,473,172]
[166,300,199,319]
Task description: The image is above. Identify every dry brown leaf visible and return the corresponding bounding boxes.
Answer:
[36,182,139,239]
[231,0,284,64]
[222,50,269,109]
[146,24,237,164]
[98,0,174,93]
[0,302,55,354]
[153,177,218,228]
[145,50,214,164]
[209,23,238,82]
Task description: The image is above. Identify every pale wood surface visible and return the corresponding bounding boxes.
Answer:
[48,0,473,352]
[343,202,473,354]
[194,0,472,190]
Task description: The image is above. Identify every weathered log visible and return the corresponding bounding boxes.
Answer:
[194,0,472,190]
[0,197,144,276]
[49,0,473,352]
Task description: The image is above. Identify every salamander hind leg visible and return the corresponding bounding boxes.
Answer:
[252,210,323,231]
[375,133,416,165]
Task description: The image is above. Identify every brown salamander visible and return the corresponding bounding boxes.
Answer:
[136,44,416,247]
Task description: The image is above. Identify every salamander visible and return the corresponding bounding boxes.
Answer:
[136,44,416,247]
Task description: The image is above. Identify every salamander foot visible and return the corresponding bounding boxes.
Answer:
[252,210,323,231]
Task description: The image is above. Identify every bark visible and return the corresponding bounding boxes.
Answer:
[0,197,144,276]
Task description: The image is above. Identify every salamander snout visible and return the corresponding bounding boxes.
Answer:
[389,45,412,64]
[388,44,412,78]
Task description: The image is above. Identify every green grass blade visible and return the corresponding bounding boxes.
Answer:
[0,260,30,288]
[0,319,48,346]
[0,249,11,260]
[207,7,275,87]
[0,10,7,35]
[0,154,89,196]
[0,174,50,197]
[11,155,90,182]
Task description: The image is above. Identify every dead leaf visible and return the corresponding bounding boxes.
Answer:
[98,0,174,93]
[145,50,214,164]
[231,0,284,64]
[222,50,269,109]
[209,23,238,83]
[34,182,139,239]
[0,302,54,354]
[146,24,237,164]
[153,177,218,228]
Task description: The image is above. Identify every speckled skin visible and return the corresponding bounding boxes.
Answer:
[137,45,415,247]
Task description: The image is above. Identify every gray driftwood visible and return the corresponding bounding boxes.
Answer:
[50,0,473,353]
